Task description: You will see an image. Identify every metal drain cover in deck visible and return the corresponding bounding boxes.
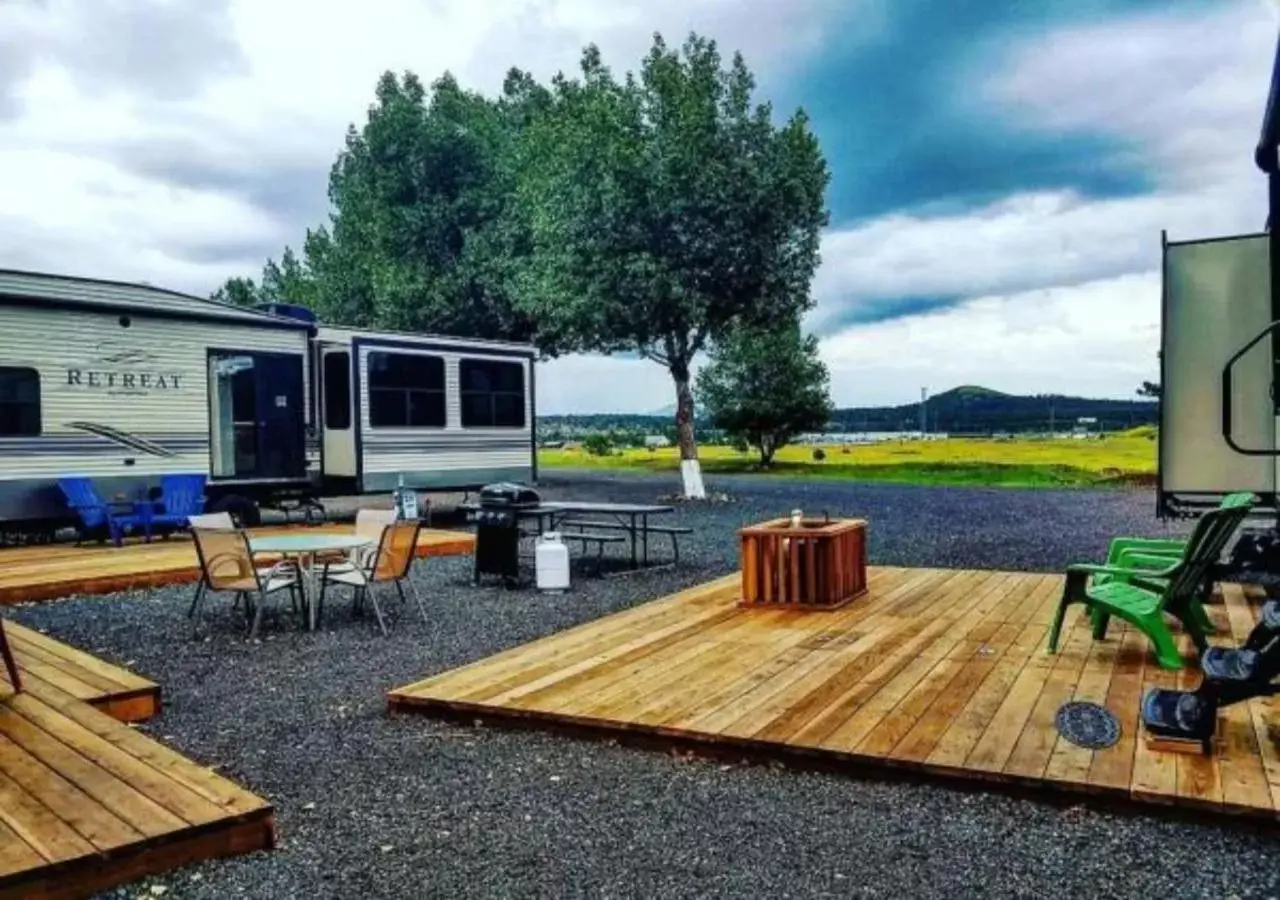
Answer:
[1054,701,1120,750]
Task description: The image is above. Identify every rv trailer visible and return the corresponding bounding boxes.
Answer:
[0,269,537,536]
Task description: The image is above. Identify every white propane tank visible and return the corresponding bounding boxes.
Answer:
[536,532,571,593]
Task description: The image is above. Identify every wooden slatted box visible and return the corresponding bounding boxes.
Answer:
[738,517,868,610]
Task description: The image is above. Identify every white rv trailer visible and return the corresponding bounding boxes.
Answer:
[0,269,537,532]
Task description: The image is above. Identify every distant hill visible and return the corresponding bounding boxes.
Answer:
[828,385,1157,434]
[538,385,1158,436]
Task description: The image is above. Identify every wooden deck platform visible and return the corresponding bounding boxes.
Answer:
[389,566,1280,825]
[4,622,160,723]
[0,625,273,899]
[0,525,475,605]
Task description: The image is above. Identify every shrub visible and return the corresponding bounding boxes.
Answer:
[812,447,826,461]
[583,433,613,456]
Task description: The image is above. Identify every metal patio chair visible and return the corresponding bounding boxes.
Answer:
[315,508,398,574]
[189,526,301,640]
[186,512,235,620]
[318,518,426,635]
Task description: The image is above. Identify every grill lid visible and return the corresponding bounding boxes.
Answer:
[478,482,541,507]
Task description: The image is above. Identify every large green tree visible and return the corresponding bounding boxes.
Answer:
[311,70,543,339]
[214,69,547,340]
[210,275,260,307]
[513,33,830,497]
[697,319,834,467]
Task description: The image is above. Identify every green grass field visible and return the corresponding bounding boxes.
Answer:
[538,428,1158,489]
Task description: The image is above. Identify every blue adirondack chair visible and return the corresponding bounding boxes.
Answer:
[57,477,146,547]
[147,474,208,535]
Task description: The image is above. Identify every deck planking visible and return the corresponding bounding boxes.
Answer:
[2,622,160,722]
[0,524,474,605]
[390,566,1280,825]
[0,625,274,899]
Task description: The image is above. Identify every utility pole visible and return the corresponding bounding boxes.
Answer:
[1049,399,1056,436]
[920,387,928,436]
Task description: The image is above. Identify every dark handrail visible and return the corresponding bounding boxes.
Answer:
[1222,319,1280,455]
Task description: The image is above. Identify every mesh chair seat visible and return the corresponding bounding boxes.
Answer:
[319,518,425,634]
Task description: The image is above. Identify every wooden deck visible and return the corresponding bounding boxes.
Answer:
[4,622,160,723]
[0,625,273,899]
[0,525,475,605]
[390,566,1280,824]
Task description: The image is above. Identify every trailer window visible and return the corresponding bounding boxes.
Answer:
[0,368,40,436]
[460,359,525,428]
[323,352,351,431]
[367,351,445,428]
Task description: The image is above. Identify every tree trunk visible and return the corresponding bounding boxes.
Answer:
[759,436,775,468]
[671,366,706,499]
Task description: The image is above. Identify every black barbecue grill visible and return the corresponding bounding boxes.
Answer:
[471,482,542,585]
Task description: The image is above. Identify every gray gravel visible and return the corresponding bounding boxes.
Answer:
[11,470,1278,900]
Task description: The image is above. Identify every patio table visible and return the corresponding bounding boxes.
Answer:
[248,533,373,631]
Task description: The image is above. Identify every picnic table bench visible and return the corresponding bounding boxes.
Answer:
[557,518,694,565]
[555,528,628,574]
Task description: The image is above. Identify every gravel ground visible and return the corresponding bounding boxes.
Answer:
[11,470,1279,900]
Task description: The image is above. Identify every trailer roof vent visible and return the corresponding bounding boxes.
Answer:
[255,302,317,324]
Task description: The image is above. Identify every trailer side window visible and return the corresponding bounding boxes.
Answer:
[323,352,351,431]
[0,367,40,436]
[459,359,526,429]
[367,351,445,428]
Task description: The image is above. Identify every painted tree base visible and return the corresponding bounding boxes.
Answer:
[680,458,707,499]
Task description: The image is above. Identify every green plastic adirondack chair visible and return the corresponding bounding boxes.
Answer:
[1047,494,1256,670]
[1090,492,1257,612]
[1101,492,1256,577]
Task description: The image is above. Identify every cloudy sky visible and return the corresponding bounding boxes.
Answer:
[1,0,1277,413]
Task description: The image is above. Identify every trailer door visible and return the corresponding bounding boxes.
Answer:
[209,350,306,481]
[255,352,305,479]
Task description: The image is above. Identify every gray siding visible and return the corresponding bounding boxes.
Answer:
[0,303,310,489]
[353,340,534,489]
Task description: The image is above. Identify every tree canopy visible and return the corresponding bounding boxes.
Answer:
[697,319,834,466]
[511,33,830,493]
[212,32,831,497]
[213,69,548,341]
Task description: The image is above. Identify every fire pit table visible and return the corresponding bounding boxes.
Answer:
[738,516,868,610]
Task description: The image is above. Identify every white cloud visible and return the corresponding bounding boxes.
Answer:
[536,354,687,415]
[809,185,1260,332]
[819,272,1161,407]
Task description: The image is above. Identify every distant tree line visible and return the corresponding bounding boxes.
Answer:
[824,386,1157,433]
[541,385,1160,438]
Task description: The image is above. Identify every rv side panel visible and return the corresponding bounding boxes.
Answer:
[0,303,310,523]
[1160,234,1275,507]
[351,337,535,492]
